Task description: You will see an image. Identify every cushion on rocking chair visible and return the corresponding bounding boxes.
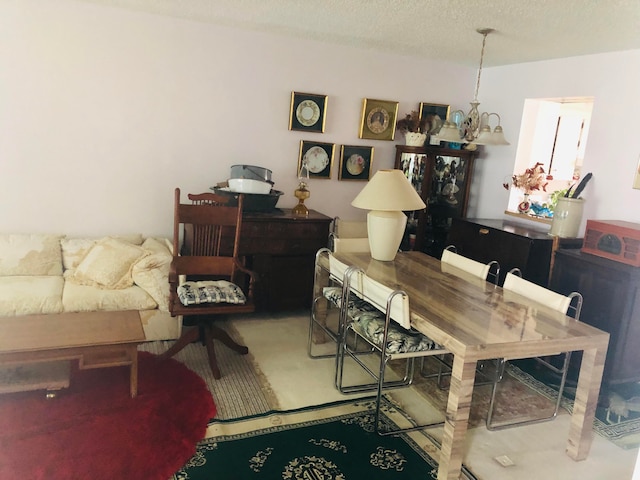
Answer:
[178,280,246,306]
[322,287,441,354]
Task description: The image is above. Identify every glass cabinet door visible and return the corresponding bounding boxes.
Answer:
[398,152,427,249]
[429,154,467,217]
[399,151,427,196]
[394,145,478,258]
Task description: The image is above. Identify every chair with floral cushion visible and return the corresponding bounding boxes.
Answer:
[326,253,448,435]
[161,188,258,379]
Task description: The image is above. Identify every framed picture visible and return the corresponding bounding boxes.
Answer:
[359,98,398,141]
[419,102,450,135]
[339,145,374,181]
[634,154,640,189]
[298,140,335,179]
[289,92,328,133]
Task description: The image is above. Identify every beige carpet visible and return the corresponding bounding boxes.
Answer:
[139,320,278,420]
[227,311,638,480]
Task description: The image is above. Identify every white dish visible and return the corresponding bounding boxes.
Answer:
[296,100,320,127]
[228,178,272,195]
[303,146,329,173]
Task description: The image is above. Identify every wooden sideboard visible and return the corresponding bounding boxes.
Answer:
[447,218,582,286]
[238,208,331,311]
[551,249,640,386]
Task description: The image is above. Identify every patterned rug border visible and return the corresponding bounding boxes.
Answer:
[506,363,640,449]
[175,396,476,480]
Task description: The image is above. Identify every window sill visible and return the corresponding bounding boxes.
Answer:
[504,210,552,225]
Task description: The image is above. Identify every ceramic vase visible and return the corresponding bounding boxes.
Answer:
[405,132,426,146]
[550,197,584,238]
[517,193,531,213]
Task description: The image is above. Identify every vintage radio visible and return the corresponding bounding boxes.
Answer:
[582,220,640,266]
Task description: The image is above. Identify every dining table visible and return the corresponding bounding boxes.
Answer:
[327,250,610,480]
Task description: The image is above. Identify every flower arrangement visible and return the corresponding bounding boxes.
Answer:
[395,110,428,134]
[503,162,548,194]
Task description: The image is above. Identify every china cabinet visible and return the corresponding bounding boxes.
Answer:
[394,145,478,258]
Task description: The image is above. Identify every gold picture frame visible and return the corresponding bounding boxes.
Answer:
[634,154,640,189]
[359,98,399,141]
[298,140,335,179]
[289,92,328,133]
[339,145,374,181]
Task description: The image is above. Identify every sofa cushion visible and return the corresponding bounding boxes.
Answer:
[131,238,172,311]
[0,234,63,276]
[67,238,149,289]
[62,282,157,312]
[61,234,145,271]
[0,276,64,316]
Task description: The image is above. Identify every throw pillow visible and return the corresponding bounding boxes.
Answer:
[177,280,246,306]
[131,238,172,311]
[68,238,149,289]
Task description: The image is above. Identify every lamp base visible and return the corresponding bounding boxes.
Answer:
[292,185,310,216]
[367,210,407,261]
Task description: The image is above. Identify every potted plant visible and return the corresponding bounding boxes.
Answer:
[396,110,428,146]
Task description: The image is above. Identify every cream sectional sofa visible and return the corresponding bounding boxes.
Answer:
[0,233,181,341]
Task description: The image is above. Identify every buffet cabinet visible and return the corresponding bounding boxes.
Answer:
[240,209,331,311]
[550,249,640,385]
[185,208,331,312]
[447,218,582,286]
[394,145,478,258]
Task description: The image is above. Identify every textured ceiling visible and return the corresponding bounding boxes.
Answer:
[76,0,640,67]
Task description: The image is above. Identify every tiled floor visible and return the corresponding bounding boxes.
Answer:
[231,311,639,480]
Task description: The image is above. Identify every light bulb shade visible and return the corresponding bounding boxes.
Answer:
[351,169,426,212]
[491,125,510,145]
[472,125,493,145]
[436,122,463,143]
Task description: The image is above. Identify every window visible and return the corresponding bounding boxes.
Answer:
[507,97,594,218]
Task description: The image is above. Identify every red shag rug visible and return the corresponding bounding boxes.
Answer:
[0,352,216,480]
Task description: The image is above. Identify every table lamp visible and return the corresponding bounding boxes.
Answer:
[351,169,426,261]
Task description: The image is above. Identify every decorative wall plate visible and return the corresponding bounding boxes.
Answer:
[296,100,320,127]
[304,146,329,173]
[346,154,365,175]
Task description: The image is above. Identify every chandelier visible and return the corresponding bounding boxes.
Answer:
[436,28,510,146]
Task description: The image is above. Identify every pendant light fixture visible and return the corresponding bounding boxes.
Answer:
[435,28,510,146]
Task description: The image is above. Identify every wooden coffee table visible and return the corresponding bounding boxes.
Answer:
[0,310,145,397]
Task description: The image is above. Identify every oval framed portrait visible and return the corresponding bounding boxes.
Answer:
[359,98,399,141]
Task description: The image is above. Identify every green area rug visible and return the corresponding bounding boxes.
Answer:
[172,398,473,480]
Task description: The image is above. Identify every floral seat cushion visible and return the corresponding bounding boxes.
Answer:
[323,287,441,354]
[178,280,246,306]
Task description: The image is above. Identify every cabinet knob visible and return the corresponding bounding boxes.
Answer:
[479,228,490,235]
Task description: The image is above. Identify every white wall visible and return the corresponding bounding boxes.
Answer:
[471,50,640,230]
[2,0,639,239]
[0,0,472,237]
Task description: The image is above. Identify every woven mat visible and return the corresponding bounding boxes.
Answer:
[140,320,279,420]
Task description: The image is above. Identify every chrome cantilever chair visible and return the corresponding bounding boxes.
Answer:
[307,220,369,359]
[161,188,258,379]
[327,217,370,254]
[331,259,448,435]
[486,267,583,430]
[430,245,500,387]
